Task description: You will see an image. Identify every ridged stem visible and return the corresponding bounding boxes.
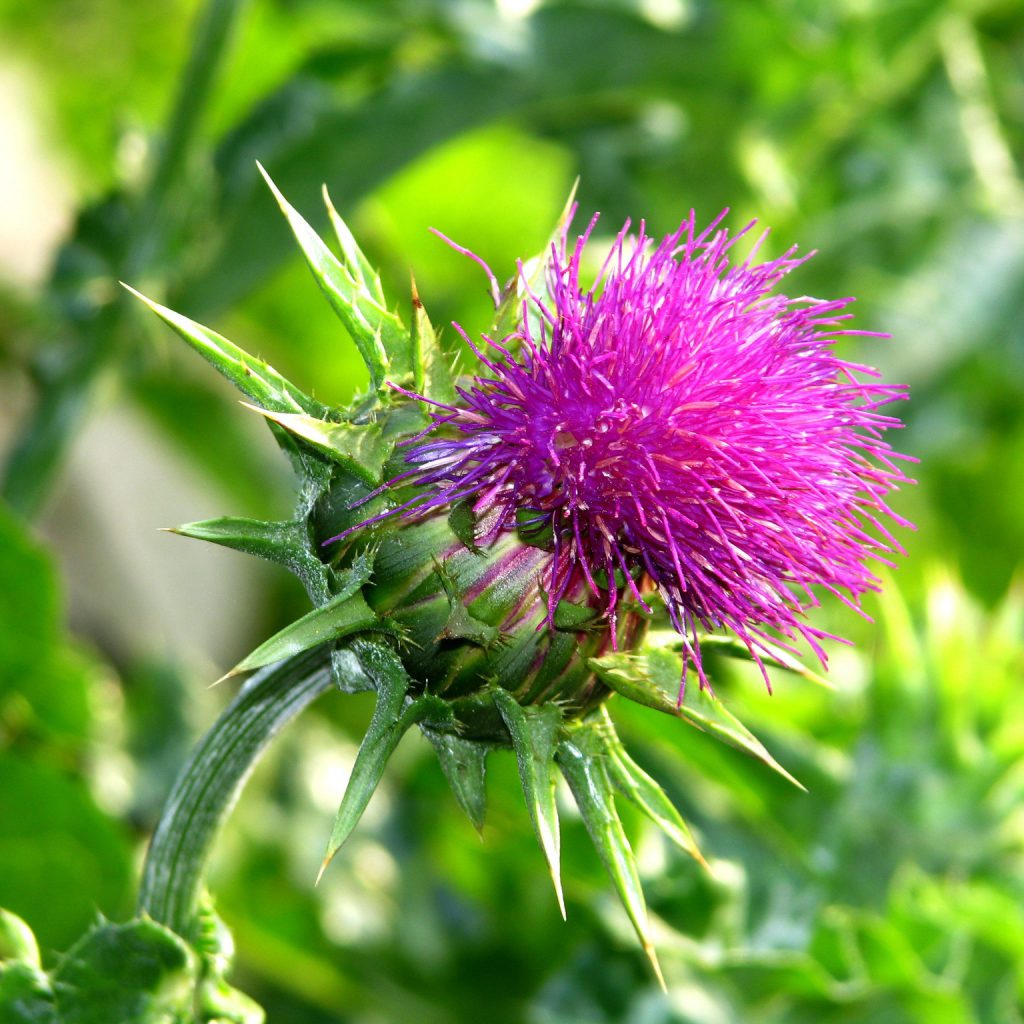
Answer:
[138,646,332,937]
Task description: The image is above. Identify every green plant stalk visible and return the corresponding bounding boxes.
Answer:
[1,0,247,518]
[138,645,331,937]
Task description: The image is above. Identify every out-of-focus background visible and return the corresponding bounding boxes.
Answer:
[1,0,1023,1020]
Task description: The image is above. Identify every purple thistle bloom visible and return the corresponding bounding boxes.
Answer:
[374,210,913,693]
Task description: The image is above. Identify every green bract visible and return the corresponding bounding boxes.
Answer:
[128,170,809,981]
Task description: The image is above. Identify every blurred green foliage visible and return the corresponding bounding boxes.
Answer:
[1,0,1023,1020]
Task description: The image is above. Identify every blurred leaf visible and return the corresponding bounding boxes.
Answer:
[132,366,285,514]
[0,960,56,1024]
[0,505,57,675]
[51,917,197,1023]
[0,509,132,950]
[177,5,711,315]
[0,756,132,952]
[0,910,40,968]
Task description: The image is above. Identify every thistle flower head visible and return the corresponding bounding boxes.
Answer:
[135,174,914,981]
[386,210,912,691]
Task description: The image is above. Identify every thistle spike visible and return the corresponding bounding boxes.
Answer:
[492,688,566,918]
[168,515,307,563]
[318,644,412,881]
[590,649,805,790]
[222,542,377,680]
[410,272,457,405]
[595,707,707,869]
[318,643,452,879]
[556,727,666,990]
[256,163,411,388]
[322,184,386,307]
[122,283,323,415]
[240,404,390,487]
[689,634,834,690]
[426,732,490,833]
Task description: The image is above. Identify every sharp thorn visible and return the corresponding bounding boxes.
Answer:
[645,941,667,993]
[552,873,567,921]
[315,855,331,887]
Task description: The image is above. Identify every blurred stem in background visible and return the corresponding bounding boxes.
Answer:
[1,0,246,518]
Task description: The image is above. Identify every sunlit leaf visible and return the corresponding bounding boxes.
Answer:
[594,707,706,867]
[124,285,325,416]
[590,647,804,789]
[258,164,411,388]
[242,405,390,487]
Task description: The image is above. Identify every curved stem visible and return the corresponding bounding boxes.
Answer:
[138,647,332,936]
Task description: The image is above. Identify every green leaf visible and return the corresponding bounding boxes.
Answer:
[593,707,706,868]
[690,633,834,689]
[590,647,804,790]
[124,284,325,416]
[242,405,390,487]
[0,507,58,678]
[319,642,445,875]
[0,961,56,1023]
[425,731,490,833]
[225,590,377,678]
[0,910,40,968]
[492,689,565,918]
[447,499,480,554]
[323,185,386,308]
[51,916,197,1023]
[0,755,133,954]
[258,164,412,388]
[556,725,664,989]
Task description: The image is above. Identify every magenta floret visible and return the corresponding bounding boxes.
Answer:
[368,211,913,692]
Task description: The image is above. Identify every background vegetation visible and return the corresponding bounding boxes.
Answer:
[1,0,1022,1020]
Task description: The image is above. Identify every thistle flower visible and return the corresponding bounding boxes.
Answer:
[375,211,912,695]
[130,173,911,984]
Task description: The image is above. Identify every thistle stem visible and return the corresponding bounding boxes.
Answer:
[138,647,332,937]
[1,0,247,517]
